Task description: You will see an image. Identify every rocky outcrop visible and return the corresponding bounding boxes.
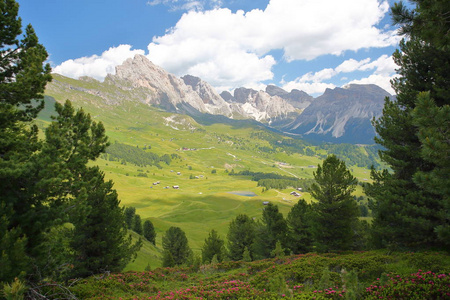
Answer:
[265,85,313,109]
[282,84,392,144]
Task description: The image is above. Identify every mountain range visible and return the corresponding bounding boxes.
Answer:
[48,54,393,144]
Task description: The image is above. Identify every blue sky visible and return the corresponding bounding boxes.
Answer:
[17,0,402,96]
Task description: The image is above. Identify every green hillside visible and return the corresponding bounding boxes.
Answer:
[42,74,377,270]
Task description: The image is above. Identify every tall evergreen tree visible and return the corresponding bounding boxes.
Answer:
[227,214,256,261]
[133,214,143,235]
[143,220,156,245]
[124,207,136,229]
[0,0,51,281]
[310,155,359,252]
[69,167,141,278]
[365,0,449,249]
[287,199,313,254]
[253,203,288,259]
[201,229,225,263]
[162,227,191,266]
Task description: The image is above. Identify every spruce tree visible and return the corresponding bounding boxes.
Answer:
[124,207,136,229]
[0,0,51,281]
[365,0,449,249]
[253,203,288,259]
[162,227,192,266]
[227,214,256,261]
[143,220,156,245]
[201,229,225,263]
[133,214,143,235]
[287,199,313,254]
[310,155,359,252]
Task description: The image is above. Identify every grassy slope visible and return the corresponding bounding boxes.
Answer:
[42,74,376,270]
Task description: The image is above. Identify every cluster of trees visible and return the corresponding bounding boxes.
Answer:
[162,155,366,266]
[229,170,313,191]
[365,0,449,250]
[0,0,140,285]
[106,142,176,168]
[125,207,156,245]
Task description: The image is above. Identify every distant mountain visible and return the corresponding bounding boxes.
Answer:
[282,84,393,144]
[265,85,314,109]
[48,54,393,144]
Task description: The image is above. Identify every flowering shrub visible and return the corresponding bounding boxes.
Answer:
[363,270,450,299]
[69,251,450,299]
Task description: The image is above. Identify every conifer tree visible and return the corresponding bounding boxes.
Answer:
[253,203,288,259]
[310,155,359,252]
[124,207,136,229]
[227,214,256,261]
[287,199,313,254]
[143,220,156,245]
[162,227,192,266]
[365,0,449,249]
[133,214,143,235]
[201,229,225,263]
[0,0,51,281]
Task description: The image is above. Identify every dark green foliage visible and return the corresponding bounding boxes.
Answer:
[124,207,136,229]
[0,0,51,282]
[366,0,449,250]
[69,167,142,278]
[310,155,359,252]
[133,215,143,235]
[287,199,313,254]
[227,214,256,261]
[229,170,314,191]
[201,229,225,263]
[162,227,192,266]
[106,142,172,168]
[0,205,30,282]
[253,203,288,260]
[143,220,156,245]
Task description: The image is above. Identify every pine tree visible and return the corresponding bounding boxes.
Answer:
[69,167,142,278]
[143,220,156,245]
[124,207,136,229]
[133,214,143,235]
[287,199,313,254]
[365,0,449,250]
[310,155,359,252]
[0,0,51,281]
[253,203,288,259]
[201,229,225,263]
[227,214,256,261]
[162,227,192,266]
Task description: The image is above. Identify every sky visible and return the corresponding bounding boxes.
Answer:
[17,0,404,96]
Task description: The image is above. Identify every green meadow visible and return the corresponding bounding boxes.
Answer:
[42,74,376,270]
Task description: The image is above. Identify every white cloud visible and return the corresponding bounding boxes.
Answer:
[53,0,400,91]
[281,55,398,95]
[281,80,336,95]
[146,0,398,90]
[53,45,145,81]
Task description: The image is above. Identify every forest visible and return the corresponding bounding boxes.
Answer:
[0,0,449,299]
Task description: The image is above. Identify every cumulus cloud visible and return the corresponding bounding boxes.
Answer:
[281,55,398,95]
[53,0,400,91]
[347,55,399,94]
[53,45,145,81]
[146,0,398,90]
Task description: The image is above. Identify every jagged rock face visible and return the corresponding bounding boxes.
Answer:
[108,55,209,113]
[181,75,232,116]
[265,85,313,109]
[283,84,392,144]
[220,86,297,122]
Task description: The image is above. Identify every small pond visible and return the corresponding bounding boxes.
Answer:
[228,191,258,197]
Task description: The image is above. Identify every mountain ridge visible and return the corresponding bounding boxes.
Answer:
[49,54,394,144]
